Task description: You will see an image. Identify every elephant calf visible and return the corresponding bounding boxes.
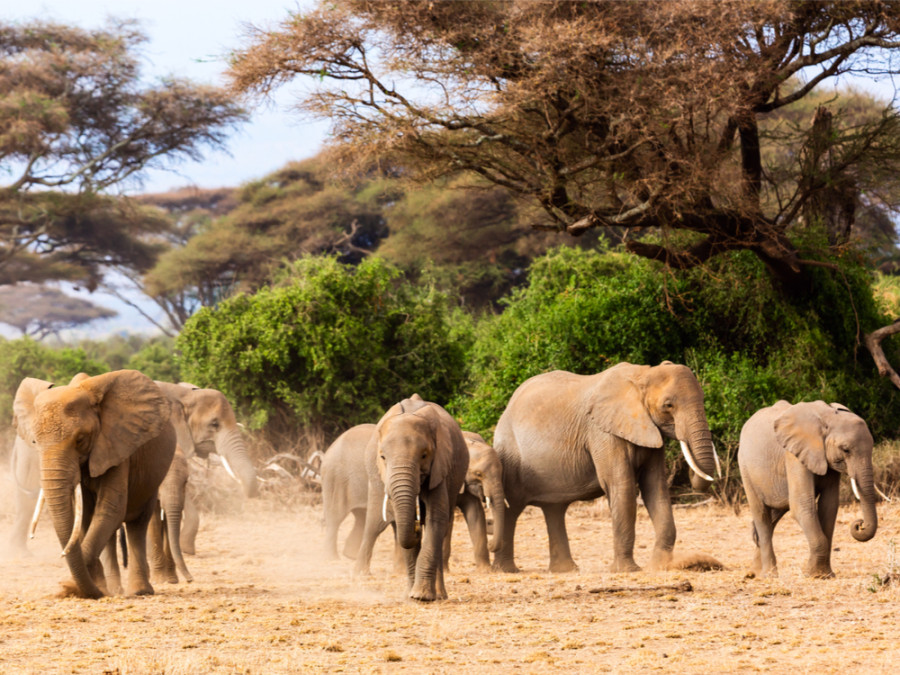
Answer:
[739,400,878,578]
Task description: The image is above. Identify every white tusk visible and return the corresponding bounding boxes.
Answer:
[416,498,421,523]
[160,507,166,522]
[485,496,492,510]
[874,484,892,503]
[62,484,83,557]
[505,498,510,509]
[851,478,861,501]
[712,443,723,479]
[382,493,389,522]
[459,482,465,495]
[681,441,714,482]
[30,489,45,539]
[220,455,239,483]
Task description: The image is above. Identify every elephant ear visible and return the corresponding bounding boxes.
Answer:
[12,377,54,444]
[423,405,457,491]
[155,381,196,457]
[590,365,663,448]
[774,402,828,475]
[81,370,171,477]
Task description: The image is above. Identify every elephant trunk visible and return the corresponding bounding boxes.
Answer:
[42,454,103,599]
[680,417,718,489]
[484,477,506,553]
[850,466,878,542]
[388,463,420,550]
[217,427,259,498]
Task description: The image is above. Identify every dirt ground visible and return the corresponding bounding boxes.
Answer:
[1,474,898,674]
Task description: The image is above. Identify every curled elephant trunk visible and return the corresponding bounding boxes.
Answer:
[680,419,718,491]
[42,457,103,599]
[217,427,259,498]
[388,463,420,550]
[850,471,878,543]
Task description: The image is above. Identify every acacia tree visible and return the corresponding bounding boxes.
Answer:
[0,284,116,340]
[228,0,900,293]
[0,19,246,288]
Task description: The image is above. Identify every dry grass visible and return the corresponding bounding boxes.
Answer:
[2,467,899,674]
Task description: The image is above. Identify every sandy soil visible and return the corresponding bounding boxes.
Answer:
[1,474,898,674]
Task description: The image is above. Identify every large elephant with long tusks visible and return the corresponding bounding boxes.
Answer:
[13,371,176,598]
[353,395,468,602]
[739,400,880,578]
[492,361,721,574]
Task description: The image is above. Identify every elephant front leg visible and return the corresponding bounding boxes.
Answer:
[123,500,158,596]
[604,479,640,573]
[541,503,578,572]
[458,495,491,571]
[787,464,834,579]
[410,493,449,601]
[101,532,124,595]
[491,499,524,573]
[638,455,676,571]
[149,506,177,584]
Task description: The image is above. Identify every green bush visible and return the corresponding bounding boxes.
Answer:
[452,246,900,454]
[176,255,473,435]
[126,336,180,382]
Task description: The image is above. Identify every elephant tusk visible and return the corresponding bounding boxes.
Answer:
[62,484,83,557]
[459,482,465,495]
[416,498,421,523]
[505,498,510,509]
[680,441,714,482]
[851,478,862,501]
[875,484,893,503]
[485,496,492,510]
[713,443,723,479]
[29,489,45,539]
[382,493,389,522]
[219,455,239,483]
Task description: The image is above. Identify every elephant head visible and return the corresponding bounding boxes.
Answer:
[155,382,259,498]
[374,397,453,550]
[774,401,877,542]
[461,431,505,553]
[593,361,719,485]
[13,370,171,598]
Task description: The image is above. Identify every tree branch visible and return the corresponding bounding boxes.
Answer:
[864,319,900,390]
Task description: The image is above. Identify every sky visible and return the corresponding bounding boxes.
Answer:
[5,1,328,337]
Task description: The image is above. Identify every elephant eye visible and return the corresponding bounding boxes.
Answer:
[841,446,851,455]
[210,419,220,429]
[662,399,674,410]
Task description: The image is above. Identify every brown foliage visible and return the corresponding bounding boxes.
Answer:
[230,0,900,292]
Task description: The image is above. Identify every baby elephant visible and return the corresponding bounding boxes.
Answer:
[739,400,878,578]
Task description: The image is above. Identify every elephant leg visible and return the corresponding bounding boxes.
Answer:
[410,492,449,601]
[441,507,456,572]
[492,499,525,573]
[458,494,491,571]
[8,484,38,557]
[123,500,157,596]
[354,482,390,577]
[744,485,781,577]
[149,505,177,584]
[786,463,833,578]
[815,473,840,575]
[604,478,640,573]
[323,500,344,560]
[541,503,578,573]
[180,490,199,556]
[166,507,193,583]
[101,533,124,595]
[638,454,676,571]
[342,509,366,560]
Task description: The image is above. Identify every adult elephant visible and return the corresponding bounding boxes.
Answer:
[443,431,506,571]
[154,382,259,556]
[5,434,40,557]
[354,396,468,601]
[739,400,879,578]
[148,447,193,583]
[493,361,719,573]
[13,370,176,598]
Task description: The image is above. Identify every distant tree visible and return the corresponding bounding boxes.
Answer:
[0,19,246,289]
[229,0,900,295]
[0,285,116,340]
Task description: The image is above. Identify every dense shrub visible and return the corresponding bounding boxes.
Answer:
[452,246,900,452]
[125,336,180,382]
[176,255,473,435]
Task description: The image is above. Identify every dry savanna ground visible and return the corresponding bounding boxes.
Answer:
[1,468,899,674]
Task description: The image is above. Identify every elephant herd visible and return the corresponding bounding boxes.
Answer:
[6,370,258,599]
[3,360,884,602]
[322,360,884,601]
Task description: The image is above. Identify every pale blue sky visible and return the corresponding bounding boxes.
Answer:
[7,0,326,194]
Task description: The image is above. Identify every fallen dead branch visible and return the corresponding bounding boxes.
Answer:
[588,580,693,594]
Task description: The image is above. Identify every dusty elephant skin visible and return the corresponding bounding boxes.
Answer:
[148,447,193,584]
[492,361,719,574]
[13,370,176,599]
[739,400,878,579]
[154,382,259,557]
[4,434,40,557]
[353,396,469,601]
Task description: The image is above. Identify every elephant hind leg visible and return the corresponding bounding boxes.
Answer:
[342,510,366,560]
[541,503,578,573]
[491,500,525,573]
[748,501,784,578]
[123,501,157,596]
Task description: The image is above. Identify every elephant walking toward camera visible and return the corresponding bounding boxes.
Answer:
[5,434,40,557]
[493,361,720,573]
[13,371,176,598]
[739,401,878,578]
[354,396,468,601]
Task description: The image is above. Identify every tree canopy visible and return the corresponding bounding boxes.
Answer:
[0,284,116,339]
[229,0,900,293]
[0,20,246,288]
